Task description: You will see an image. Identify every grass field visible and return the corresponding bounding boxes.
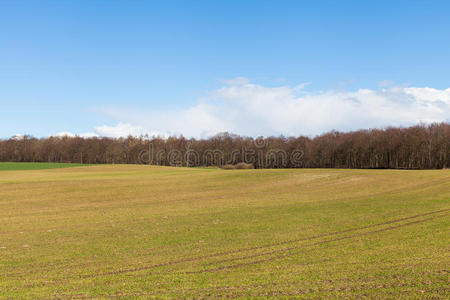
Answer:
[0,162,88,171]
[0,165,449,299]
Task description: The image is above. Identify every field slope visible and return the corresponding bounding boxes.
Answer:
[0,165,449,299]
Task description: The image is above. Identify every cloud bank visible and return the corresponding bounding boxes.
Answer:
[58,79,450,138]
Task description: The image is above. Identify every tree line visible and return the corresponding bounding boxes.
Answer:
[1,123,449,169]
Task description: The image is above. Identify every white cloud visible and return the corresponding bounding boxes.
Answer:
[403,87,450,104]
[54,132,76,137]
[94,123,146,138]
[11,134,24,140]
[90,78,450,138]
[53,132,99,138]
[293,82,312,91]
[79,132,100,138]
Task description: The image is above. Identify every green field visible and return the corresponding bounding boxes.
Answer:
[0,165,449,299]
[0,162,88,171]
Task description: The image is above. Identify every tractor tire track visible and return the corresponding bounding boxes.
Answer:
[183,214,448,274]
[82,208,449,278]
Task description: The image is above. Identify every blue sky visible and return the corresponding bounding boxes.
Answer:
[1,0,450,138]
